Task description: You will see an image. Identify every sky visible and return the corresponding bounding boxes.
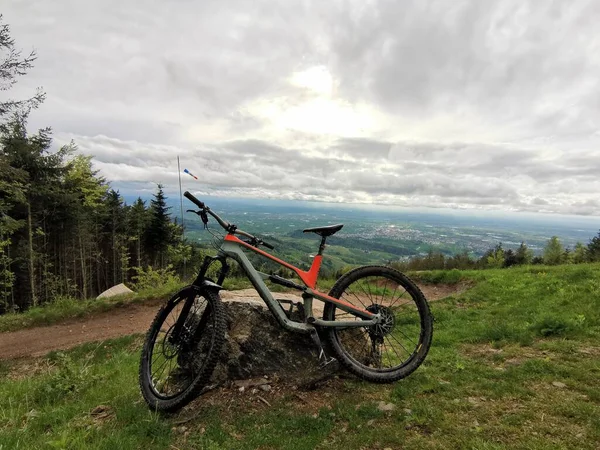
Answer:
[4,0,600,216]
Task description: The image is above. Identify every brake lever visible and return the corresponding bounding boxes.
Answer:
[199,210,209,228]
[186,209,209,228]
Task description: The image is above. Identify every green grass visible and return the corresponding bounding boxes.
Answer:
[408,268,483,285]
[1,263,599,448]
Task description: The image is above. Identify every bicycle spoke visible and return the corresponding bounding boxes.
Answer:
[380,278,389,306]
[389,332,415,356]
[384,335,404,363]
[348,290,368,310]
[389,288,410,309]
[151,351,171,383]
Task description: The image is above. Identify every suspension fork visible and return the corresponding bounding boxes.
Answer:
[171,256,229,344]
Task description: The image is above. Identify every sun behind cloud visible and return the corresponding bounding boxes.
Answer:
[289,65,334,96]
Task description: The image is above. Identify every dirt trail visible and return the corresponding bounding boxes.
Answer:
[0,284,461,360]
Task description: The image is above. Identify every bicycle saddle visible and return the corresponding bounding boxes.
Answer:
[302,224,344,237]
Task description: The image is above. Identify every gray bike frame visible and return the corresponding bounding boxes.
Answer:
[216,239,381,335]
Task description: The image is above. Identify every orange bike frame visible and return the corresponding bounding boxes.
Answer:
[216,234,378,334]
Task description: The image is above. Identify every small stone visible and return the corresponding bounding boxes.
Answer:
[251,388,258,394]
[467,397,480,405]
[552,381,567,388]
[259,384,271,392]
[377,401,396,412]
[367,419,376,426]
[384,447,393,450]
[403,408,412,415]
[24,409,39,419]
[576,433,583,438]
[238,386,245,393]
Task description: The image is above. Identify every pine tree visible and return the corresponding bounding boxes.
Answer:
[128,197,148,269]
[0,15,45,121]
[515,242,534,265]
[145,184,172,268]
[543,236,564,265]
[105,190,126,286]
[484,243,504,268]
[572,242,587,264]
[588,230,600,262]
[504,249,517,267]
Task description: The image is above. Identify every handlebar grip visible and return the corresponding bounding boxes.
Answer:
[262,241,275,250]
[184,191,205,209]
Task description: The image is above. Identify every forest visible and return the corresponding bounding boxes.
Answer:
[0,17,203,313]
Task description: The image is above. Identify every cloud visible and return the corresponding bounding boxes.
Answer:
[3,0,600,216]
[61,133,600,216]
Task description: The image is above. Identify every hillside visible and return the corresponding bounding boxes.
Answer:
[1,263,599,449]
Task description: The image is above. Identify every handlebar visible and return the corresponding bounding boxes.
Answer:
[184,191,275,250]
[184,191,205,209]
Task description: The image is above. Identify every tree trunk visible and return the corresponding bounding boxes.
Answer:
[137,236,141,268]
[27,202,37,307]
[79,231,87,299]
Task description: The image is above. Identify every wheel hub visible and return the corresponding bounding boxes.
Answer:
[366,304,395,338]
[163,322,195,359]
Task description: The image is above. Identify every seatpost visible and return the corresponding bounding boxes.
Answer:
[318,236,327,255]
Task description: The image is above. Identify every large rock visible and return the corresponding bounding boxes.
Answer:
[96,283,133,299]
[211,300,332,385]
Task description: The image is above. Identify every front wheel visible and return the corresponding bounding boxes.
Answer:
[323,266,433,383]
[139,286,225,412]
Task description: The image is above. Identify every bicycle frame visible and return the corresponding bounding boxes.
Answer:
[198,233,381,335]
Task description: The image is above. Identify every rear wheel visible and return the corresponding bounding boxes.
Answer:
[139,286,225,412]
[323,266,433,383]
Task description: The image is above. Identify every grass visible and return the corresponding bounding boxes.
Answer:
[408,268,483,285]
[1,263,599,449]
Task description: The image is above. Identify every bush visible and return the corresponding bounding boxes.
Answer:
[411,269,464,285]
[529,314,586,337]
[131,265,180,291]
[33,352,100,404]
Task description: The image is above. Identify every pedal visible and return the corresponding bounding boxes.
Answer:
[309,328,337,369]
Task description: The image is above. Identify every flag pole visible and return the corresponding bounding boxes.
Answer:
[177,155,186,279]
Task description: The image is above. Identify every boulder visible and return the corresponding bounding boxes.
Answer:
[96,283,133,299]
[210,300,336,385]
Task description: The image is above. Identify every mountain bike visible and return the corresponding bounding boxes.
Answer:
[139,191,433,411]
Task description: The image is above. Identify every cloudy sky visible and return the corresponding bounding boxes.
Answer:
[4,0,600,216]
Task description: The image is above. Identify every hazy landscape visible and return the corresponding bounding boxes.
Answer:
[163,195,600,269]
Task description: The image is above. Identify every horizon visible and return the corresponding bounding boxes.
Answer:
[121,190,600,233]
